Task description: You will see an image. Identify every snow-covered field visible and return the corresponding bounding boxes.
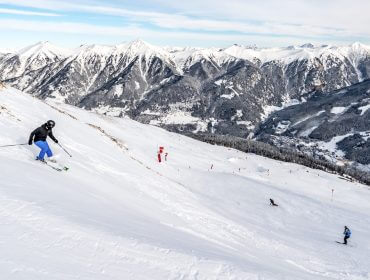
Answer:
[0,87,369,280]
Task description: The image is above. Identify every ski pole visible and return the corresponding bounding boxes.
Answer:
[57,143,72,157]
[0,143,28,148]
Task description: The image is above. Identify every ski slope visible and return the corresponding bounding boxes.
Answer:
[0,87,369,280]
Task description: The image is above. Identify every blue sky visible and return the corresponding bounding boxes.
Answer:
[0,0,369,49]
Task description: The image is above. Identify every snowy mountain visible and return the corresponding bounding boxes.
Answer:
[255,80,370,170]
[1,40,369,138]
[0,41,72,94]
[1,86,370,279]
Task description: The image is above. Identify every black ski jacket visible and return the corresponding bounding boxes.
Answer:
[29,124,58,144]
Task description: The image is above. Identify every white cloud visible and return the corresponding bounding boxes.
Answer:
[0,18,358,48]
[151,0,370,35]
[0,19,136,36]
[0,0,369,45]
[0,8,59,16]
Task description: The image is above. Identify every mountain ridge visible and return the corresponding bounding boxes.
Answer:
[1,40,369,141]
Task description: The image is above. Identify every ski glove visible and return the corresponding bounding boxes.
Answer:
[28,140,32,145]
[54,139,58,144]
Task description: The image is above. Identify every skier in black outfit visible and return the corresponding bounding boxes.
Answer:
[343,226,351,245]
[270,198,278,206]
[29,120,58,161]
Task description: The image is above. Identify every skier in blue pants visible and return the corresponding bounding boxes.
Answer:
[29,120,59,161]
[34,141,53,159]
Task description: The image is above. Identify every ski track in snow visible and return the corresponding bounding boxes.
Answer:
[0,87,370,280]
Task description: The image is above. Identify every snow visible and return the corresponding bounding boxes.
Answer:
[231,109,243,121]
[358,104,370,115]
[77,44,115,55]
[275,121,291,134]
[1,87,370,279]
[299,126,318,138]
[360,131,370,141]
[315,110,326,117]
[116,39,176,69]
[161,110,201,125]
[0,47,14,54]
[330,107,347,114]
[112,84,124,97]
[261,105,282,120]
[16,41,73,59]
[3,40,369,87]
[214,79,225,86]
[155,41,370,69]
[318,133,354,158]
[224,42,370,66]
[142,109,161,116]
[92,105,126,117]
[236,121,255,130]
[170,47,232,69]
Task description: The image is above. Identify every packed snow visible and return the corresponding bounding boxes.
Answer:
[0,87,370,280]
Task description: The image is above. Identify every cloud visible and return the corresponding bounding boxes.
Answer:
[0,19,135,36]
[0,18,359,48]
[0,0,369,45]
[151,0,370,35]
[0,7,59,16]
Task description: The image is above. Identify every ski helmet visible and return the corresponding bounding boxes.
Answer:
[46,120,55,128]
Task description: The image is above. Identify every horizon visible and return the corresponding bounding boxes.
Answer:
[2,39,370,53]
[0,0,369,49]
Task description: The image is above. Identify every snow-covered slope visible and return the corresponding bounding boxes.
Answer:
[0,41,71,78]
[1,87,370,279]
[223,42,370,66]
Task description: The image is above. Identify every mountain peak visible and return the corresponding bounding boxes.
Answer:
[300,43,315,48]
[128,39,151,47]
[116,39,171,60]
[16,41,72,58]
[121,39,157,53]
[350,42,369,50]
[76,44,115,56]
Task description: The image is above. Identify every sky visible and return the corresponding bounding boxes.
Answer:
[0,0,369,49]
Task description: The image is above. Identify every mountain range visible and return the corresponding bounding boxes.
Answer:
[1,40,369,168]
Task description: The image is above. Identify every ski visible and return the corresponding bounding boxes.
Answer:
[335,241,353,247]
[43,161,63,171]
[37,159,69,172]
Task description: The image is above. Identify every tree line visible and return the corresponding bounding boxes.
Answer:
[185,132,370,186]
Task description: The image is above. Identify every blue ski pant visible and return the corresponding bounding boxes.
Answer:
[35,141,53,160]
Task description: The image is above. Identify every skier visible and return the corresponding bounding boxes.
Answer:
[28,120,58,162]
[343,226,351,245]
[269,198,278,206]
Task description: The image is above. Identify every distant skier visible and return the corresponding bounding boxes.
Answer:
[343,226,351,245]
[269,198,278,206]
[29,120,58,161]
